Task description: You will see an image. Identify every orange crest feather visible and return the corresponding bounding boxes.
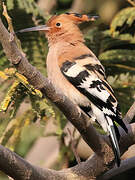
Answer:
[64,13,98,24]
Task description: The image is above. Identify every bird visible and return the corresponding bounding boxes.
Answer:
[17,13,128,166]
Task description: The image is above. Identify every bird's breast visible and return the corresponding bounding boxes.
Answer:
[46,47,90,106]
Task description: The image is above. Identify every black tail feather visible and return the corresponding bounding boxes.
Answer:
[109,135,121,167]
[116,105,128,133]
[113,122,120,141]
[108,122,121,167]
[115,117,128,134]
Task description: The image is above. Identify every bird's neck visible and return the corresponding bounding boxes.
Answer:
[46,30,85,47]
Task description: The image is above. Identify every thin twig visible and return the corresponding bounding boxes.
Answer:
[2,2,15,42]
[126,0,135,6]
[67,128,81,164]
[2,2,14,33]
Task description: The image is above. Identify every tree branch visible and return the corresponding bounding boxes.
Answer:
[98,156,135,180]
[0,123,134,180]
[123,101,135,124]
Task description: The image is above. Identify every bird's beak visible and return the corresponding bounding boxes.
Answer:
[16,25,50,33]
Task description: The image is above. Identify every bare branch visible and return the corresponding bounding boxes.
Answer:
[98,156,135,180]
[123,101,135,124]
[0,123,134,180]
[67,127,81,164]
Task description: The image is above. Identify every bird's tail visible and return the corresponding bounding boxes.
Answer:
[107,117,121,167]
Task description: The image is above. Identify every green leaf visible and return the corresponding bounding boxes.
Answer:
[101,30,133,51]
[99,49,135,76]
[100,49,135,63]
[110,7,135,42]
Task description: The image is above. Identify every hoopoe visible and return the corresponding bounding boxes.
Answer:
[18,13,128,166]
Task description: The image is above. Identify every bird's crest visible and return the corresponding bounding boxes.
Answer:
[64,13,98,24]
[47,13,98,25]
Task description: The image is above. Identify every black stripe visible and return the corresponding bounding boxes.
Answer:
[80,105,91,112]
[65,12,70,15]
[108,94,116,103]
[113,122,120,141]
[108,107,128,134]
[67,70,89,86]
[79,105,92,117]
[65,12,82,18]
[115,105,128,133]
[73,13,82,18]
[102,81,115,97]
[74,54,93,60]
[89,80,104,92]
[61,61,76,73]
[84,64,105,77]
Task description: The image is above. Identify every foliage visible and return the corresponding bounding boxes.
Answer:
[7,0,45,17]
[110,7,135,43]
[0,1,135,179]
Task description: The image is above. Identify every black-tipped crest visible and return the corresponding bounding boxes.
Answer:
[65,13,99,23]
[65,12,82,18]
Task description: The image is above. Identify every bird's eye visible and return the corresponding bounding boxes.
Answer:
[56,22,61,27]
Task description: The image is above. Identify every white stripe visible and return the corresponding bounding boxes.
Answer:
[91,103,108,132]
[103,107,115,116]
[65,64,84,77]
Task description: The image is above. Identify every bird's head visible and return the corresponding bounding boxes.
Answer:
[17,13,98,45]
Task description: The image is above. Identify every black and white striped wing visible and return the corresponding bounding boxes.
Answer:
[60,59,128,166]
[60,60,128,133]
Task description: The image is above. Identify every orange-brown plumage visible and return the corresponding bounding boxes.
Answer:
[45,13,98,47]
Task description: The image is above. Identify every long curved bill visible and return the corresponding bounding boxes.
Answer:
[16,25,50,33]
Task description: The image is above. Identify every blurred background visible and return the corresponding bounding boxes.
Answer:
[0,0,135,179]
